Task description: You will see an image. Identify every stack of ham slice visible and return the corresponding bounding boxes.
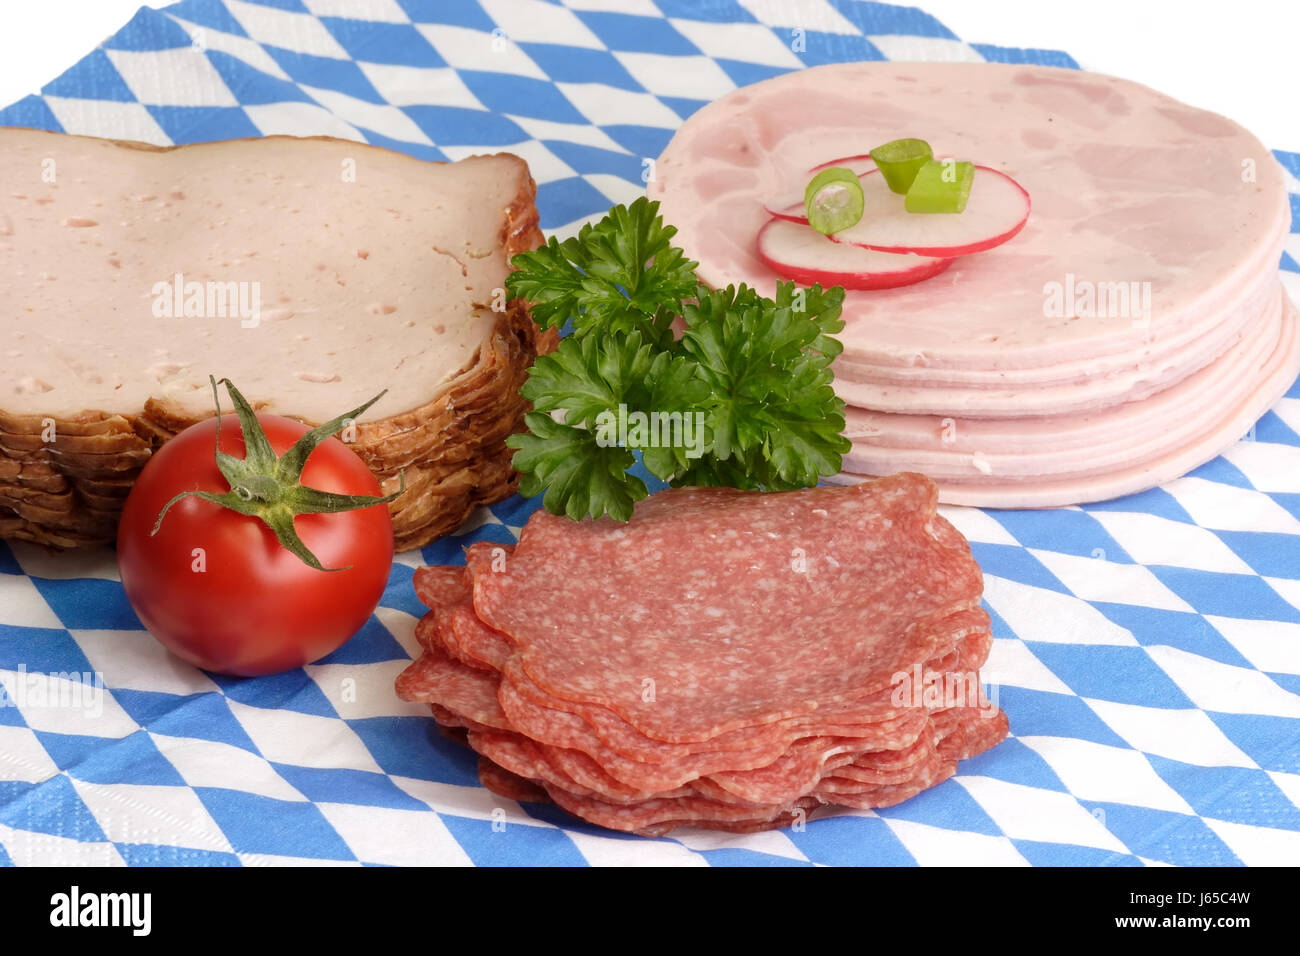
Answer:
[397,473,1007,835]
[649,62,1300,507]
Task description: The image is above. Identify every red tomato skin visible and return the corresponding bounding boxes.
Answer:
[117,414,394,677]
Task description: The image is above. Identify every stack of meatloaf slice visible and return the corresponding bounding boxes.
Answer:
[0,129,555,551]
[0,307,546,550]
[397,473,1008,836]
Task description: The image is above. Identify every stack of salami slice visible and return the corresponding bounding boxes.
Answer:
[397,472,1007,835]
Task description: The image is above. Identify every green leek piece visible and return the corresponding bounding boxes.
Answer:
[869,138,933,194]
[803,167,865,235]
[904,159,974,213]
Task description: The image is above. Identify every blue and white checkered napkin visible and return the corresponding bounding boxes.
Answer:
[2,0,1299,867]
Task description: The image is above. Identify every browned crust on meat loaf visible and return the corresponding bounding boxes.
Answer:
[0,134,554,551]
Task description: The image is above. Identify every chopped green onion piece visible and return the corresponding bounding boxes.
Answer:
[904,159,974,214]
[870,138,933,194]
[803,167,865,235]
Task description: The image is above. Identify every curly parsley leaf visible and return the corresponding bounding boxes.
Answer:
[634,350,714,480]
[672,454,763,491]
[506,201,852,521]
[753,360,850,488]
[514,331,714,490]
[503,237,590,333]
[506,412,646,522]
[583,200,699,319]
[520,332,655,429]
[678,282,847,473]
[772,281,847,365]
[520,332,710,429]
[505,197,697,347]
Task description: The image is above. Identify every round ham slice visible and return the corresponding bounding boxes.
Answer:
[648,61,1297,506]
[830,294,1300,507]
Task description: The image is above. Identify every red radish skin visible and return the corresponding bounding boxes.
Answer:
[763,197,817,223]
[756,218,954,291]
[764,155,876,220]
[767,166,1031,258]
[810,154,875,174]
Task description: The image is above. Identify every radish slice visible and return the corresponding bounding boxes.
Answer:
[763,196,815,223]
[756,218,954,291]
[810,154,875,175]
[769,166,1030,257]
[763,156,876,220]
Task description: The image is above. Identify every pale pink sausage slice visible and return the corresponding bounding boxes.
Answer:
[648,61,1296,506]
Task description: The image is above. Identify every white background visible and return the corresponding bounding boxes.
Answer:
[0,0,1297,150]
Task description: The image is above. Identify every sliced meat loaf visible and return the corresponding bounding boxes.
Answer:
[0,129,557,549]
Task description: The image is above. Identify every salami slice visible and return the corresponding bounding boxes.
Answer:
[395,642,512,731]
[412,565,471,610]
[449,603,513,670]
[396,474,1009,834]
[471,476,985,742]
[477,756,548,805]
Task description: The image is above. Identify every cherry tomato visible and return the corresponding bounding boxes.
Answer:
[117,414,393,676]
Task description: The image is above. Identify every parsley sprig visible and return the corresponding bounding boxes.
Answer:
[506,197,850,521]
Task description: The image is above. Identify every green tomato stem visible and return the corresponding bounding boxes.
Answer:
[150,376,405,572]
